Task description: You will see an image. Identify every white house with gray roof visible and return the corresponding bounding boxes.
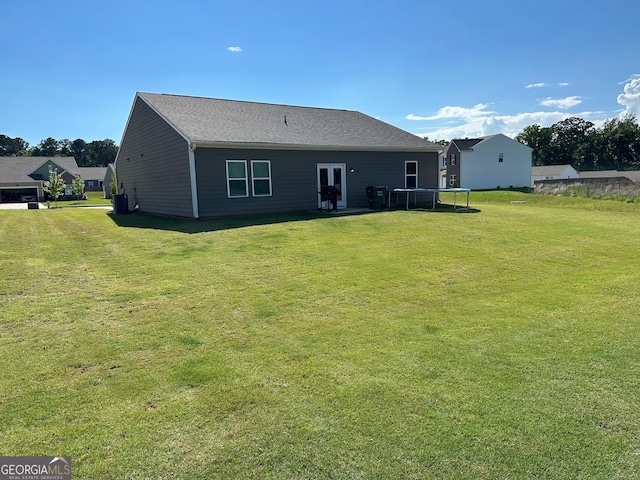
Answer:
[114,92,441,218]
[442,134,532,190]
[531,164,579,184]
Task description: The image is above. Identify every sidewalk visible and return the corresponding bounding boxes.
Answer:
[0,202,45,210]
[0,203,112,210]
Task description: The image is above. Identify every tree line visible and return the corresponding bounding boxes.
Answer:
[0,134,118,167]
[4,115,639,172]
[515,114,640,171]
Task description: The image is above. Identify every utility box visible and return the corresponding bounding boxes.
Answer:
[113,194,128,214]
[366,186,386,209]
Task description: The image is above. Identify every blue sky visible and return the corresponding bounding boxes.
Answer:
[2,0,639,146]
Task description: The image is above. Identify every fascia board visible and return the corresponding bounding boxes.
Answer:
[191,141,440,153]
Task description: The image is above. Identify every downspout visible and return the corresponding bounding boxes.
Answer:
[188,143,200,219]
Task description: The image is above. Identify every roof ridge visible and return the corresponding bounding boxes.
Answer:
[138,91,355,114]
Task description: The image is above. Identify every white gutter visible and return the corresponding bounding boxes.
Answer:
[188,143,199,219]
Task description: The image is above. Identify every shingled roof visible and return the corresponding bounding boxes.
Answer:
[78,167,107,180]
[0,157,80,182]
[137,92,440,152]
[579,170,640,183]
[531,165,574,177]
[451,137,486,151]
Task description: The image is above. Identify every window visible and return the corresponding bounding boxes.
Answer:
[226,159,272,198]
[88,181,94,188]
[251,160,272,196]
[449,174,457,187]
[450,154,456,166]
[405,161,418,188]
[226,160,248,198]
[442,157,447,168]
[498,153,504,163]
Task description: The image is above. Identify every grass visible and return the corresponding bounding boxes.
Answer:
[48,190,113,207]
[1,192,640,478]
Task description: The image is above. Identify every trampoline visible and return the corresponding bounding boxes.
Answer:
[388,187,471,210]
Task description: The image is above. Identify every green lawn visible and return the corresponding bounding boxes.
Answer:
[49,190,112,207]
[1,193,640,479]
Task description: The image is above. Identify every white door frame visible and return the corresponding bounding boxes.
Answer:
[317,163,347,209]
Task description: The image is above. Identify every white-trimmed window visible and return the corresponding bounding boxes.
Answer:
[226,160,248,198]
[449,174,457,187]
[498,153,504,163]
[405,161,418,188]
[450,154,456,165]
[251,160,272,197]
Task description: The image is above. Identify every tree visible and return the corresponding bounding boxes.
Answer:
[594,115,640,171]
[71,175,85,200]
[31,137,60,157]
[551,117,595,169]
[70,139,86,166]
[43,170,65,207]
[84,139,118,166]
[516,124,554,166]
[0,135,29,156]
[110,172,117,196]
[0,134,118,161]
[58,139,73,157]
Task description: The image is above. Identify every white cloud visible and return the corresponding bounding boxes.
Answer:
[406,104,495,122]
[618,74,640,85]
[617,75,640,117]
[526,82,570,88]
[227,46,243,52]
[408,77,640,141]
[539,96,582,109]
[409,105,583,140]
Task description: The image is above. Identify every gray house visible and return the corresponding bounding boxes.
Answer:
[0,156,80,202]
[103,163,116,199]
[114,92,441,218]
[77,167,107,192]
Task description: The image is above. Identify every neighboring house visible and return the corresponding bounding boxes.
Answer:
[441,134,532,189]
[115,92,441,218]
[531,164,579,183]
[78,167,107,192]
[103,163,116,199]
[0,156,80,202]
[534,169,640,190]
[578,170,640,183]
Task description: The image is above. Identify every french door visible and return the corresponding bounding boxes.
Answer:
[317,163,346,209]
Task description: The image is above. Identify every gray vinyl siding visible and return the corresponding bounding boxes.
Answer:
[30,160,65,180]
[195,148,438,217]
[445,144,461,185]
[115,97,192,216]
